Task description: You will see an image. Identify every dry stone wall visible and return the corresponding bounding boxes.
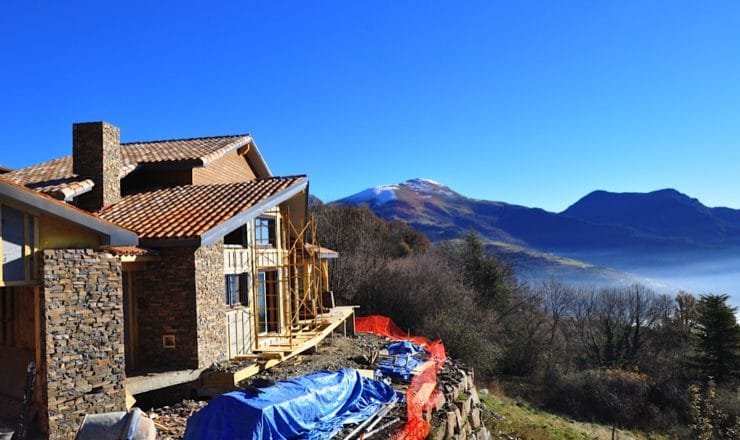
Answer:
[429,362,493,440]
[40,249,126,440]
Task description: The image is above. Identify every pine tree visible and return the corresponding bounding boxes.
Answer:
[693,294,740,380]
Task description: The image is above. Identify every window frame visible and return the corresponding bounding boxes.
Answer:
[224,224,249,248]
[225,273,249,307]
[254,217,277,248]
[0,203,39,286]
[256,270,279,333]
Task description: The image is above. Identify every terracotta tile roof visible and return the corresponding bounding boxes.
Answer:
[34,178,96,200]
[0,176,137,235]
[3,157,94,200]
[97,176,306,240]
[4,134,251,197]
[101,246,159,257]
[121,135,250,166]
[4,156,75,187]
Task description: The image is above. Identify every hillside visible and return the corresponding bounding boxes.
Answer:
[483,240,667,290]
[480,392,667,440]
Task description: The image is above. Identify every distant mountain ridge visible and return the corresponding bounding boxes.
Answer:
[336,178,740,251]
[562,188,740,245]
[333,178,740,289]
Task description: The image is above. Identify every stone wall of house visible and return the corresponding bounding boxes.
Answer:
[136,248,199,371]
[194,240,229,368]
[40,249,126,440]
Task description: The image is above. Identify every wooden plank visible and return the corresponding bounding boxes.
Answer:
[258,352,283,360]
[125,388,136,410]
[233,364,261,383]
[257,347,294,353]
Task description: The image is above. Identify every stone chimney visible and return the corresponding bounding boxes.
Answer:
[72,121,122,211]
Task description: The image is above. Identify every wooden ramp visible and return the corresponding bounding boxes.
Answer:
[200,306,356,389]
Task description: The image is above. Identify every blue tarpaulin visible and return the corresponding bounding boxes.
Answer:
[375,341,428,383]
[183,369,398,440]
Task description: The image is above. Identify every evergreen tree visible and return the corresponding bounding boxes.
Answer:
[692,294,740,380]
[457,231,516,312]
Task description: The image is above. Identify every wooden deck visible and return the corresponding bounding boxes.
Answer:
[200,306,356,389]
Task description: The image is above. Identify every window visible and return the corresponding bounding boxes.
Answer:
[224,225,248,247]
[225,273,249,307]
[254,217,276,247]
[257,270,279,333]
[1,205,37,284]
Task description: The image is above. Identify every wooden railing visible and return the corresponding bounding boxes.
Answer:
[224,247,250,275]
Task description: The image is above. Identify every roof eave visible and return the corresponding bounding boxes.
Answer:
[200,178,308,247]
[245,139,272,178]
[138,237,201,248]
[0,179,138,246]
[200,136,253,166]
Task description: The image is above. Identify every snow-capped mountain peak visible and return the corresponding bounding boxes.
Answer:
[340,184,399,205]
[337,178,457,206]
[399,178,455,195]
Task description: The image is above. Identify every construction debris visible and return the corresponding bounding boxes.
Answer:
[183,369,398,439]
[145,329,494,439]
[148,401,207,440]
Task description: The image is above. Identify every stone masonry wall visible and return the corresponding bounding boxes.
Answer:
[72,121,122,211]
[429,363,493,440]
[40,249,126,440]
[137,248,199,371]
[194,240,229,368]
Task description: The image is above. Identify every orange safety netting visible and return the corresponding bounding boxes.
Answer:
[355,315,447,440]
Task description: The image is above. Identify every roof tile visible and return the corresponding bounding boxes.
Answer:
[4,134,251,194]
[97,176,305,240]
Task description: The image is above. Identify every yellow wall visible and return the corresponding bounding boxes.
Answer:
[39,214,100,249]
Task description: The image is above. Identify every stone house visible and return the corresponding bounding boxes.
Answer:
[0,122,344,439]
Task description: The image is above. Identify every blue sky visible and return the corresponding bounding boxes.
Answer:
[1,1,739,212]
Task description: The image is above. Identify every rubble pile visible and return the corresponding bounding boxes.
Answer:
[146,334,497,439]
[148,400,207,440]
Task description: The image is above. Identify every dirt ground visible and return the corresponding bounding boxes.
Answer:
[246,334,389,382]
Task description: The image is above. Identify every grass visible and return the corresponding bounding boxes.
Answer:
[478,392,668,440]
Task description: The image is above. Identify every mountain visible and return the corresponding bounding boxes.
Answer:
[562,188,740,246]
[336,179,740,254]
[334,178,740,292]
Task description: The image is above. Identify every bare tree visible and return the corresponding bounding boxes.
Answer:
[538,278,577,375]
[572,285,670,368]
